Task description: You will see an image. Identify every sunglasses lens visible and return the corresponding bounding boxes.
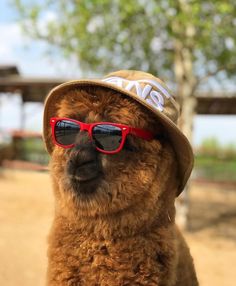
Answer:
[92,124,122,151]
[55,120,80,146]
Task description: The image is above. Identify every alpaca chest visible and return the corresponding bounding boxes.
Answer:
[48,233,176,286]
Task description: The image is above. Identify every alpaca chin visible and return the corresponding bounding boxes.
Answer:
[66,138,104,195]
[69,175,103,196]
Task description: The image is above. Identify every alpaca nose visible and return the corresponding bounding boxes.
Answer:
[72,131,97,165]
[67,131,102,183]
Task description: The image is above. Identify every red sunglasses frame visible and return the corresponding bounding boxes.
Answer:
[50,117,154,154]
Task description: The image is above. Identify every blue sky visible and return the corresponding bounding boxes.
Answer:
[0,0,236,147]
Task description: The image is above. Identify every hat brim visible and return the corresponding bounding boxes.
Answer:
[43,79,194,195]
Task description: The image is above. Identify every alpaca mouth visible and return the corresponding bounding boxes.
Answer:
[73,161,102,182]
[67,159,103,194]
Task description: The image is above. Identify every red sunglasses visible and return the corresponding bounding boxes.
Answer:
[50,117,155,154]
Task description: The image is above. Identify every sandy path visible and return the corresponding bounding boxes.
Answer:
[0,170,53,286]
[0,170,235,286]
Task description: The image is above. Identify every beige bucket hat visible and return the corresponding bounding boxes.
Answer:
[43,70,194,195]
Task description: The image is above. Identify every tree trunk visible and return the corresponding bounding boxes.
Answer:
[173,18,197,229]
[176,93,197,230]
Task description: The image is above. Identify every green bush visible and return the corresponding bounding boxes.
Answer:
[195,138,236,182]
[15,137,49,165]
[197,137,236,160]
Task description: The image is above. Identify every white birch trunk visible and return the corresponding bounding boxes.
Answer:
[172,2,197,228]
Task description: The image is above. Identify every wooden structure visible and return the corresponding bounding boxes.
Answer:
[0,65,63,102]
[1,65,236,114]
[196,94,236,115]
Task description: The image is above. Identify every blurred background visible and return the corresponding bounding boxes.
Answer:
[0,0,235,285]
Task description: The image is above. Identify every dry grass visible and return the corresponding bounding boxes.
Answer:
[0,170,235,286]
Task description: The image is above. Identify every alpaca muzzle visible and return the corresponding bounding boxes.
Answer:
[67,132,103,191]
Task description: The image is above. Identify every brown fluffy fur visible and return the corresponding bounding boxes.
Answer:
[47,87,198,286]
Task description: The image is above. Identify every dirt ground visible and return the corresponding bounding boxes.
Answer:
[0,170,235,286]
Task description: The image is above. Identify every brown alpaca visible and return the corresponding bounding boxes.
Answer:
[43,72,198,286]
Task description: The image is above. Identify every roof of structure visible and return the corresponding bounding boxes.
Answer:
[0,65,236,114]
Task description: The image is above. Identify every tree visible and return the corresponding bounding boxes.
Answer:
[14,0,236,227]
[14,0,236,138]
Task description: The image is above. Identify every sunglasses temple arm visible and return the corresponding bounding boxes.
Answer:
[129,127,154,140]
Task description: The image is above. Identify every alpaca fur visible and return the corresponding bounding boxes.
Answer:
[47,86,198,286]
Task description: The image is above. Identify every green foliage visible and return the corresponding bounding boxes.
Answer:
[195,138,236,182]
[13,0,236,81]
[17,138,49,165]
[194,155,236,182]
[197,137,236,160]
[198,137,221,158]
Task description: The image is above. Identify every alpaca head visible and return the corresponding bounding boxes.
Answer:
[49,86,179,223]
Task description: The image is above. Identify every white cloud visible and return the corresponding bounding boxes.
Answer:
[0,23,26,63]
[0,21,81,78]
[0,22,52,73]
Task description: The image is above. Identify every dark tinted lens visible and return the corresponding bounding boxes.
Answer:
[55,120,80,146]
[92,124,122,151]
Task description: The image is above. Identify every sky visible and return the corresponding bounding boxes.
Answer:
[0,0,236,147]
